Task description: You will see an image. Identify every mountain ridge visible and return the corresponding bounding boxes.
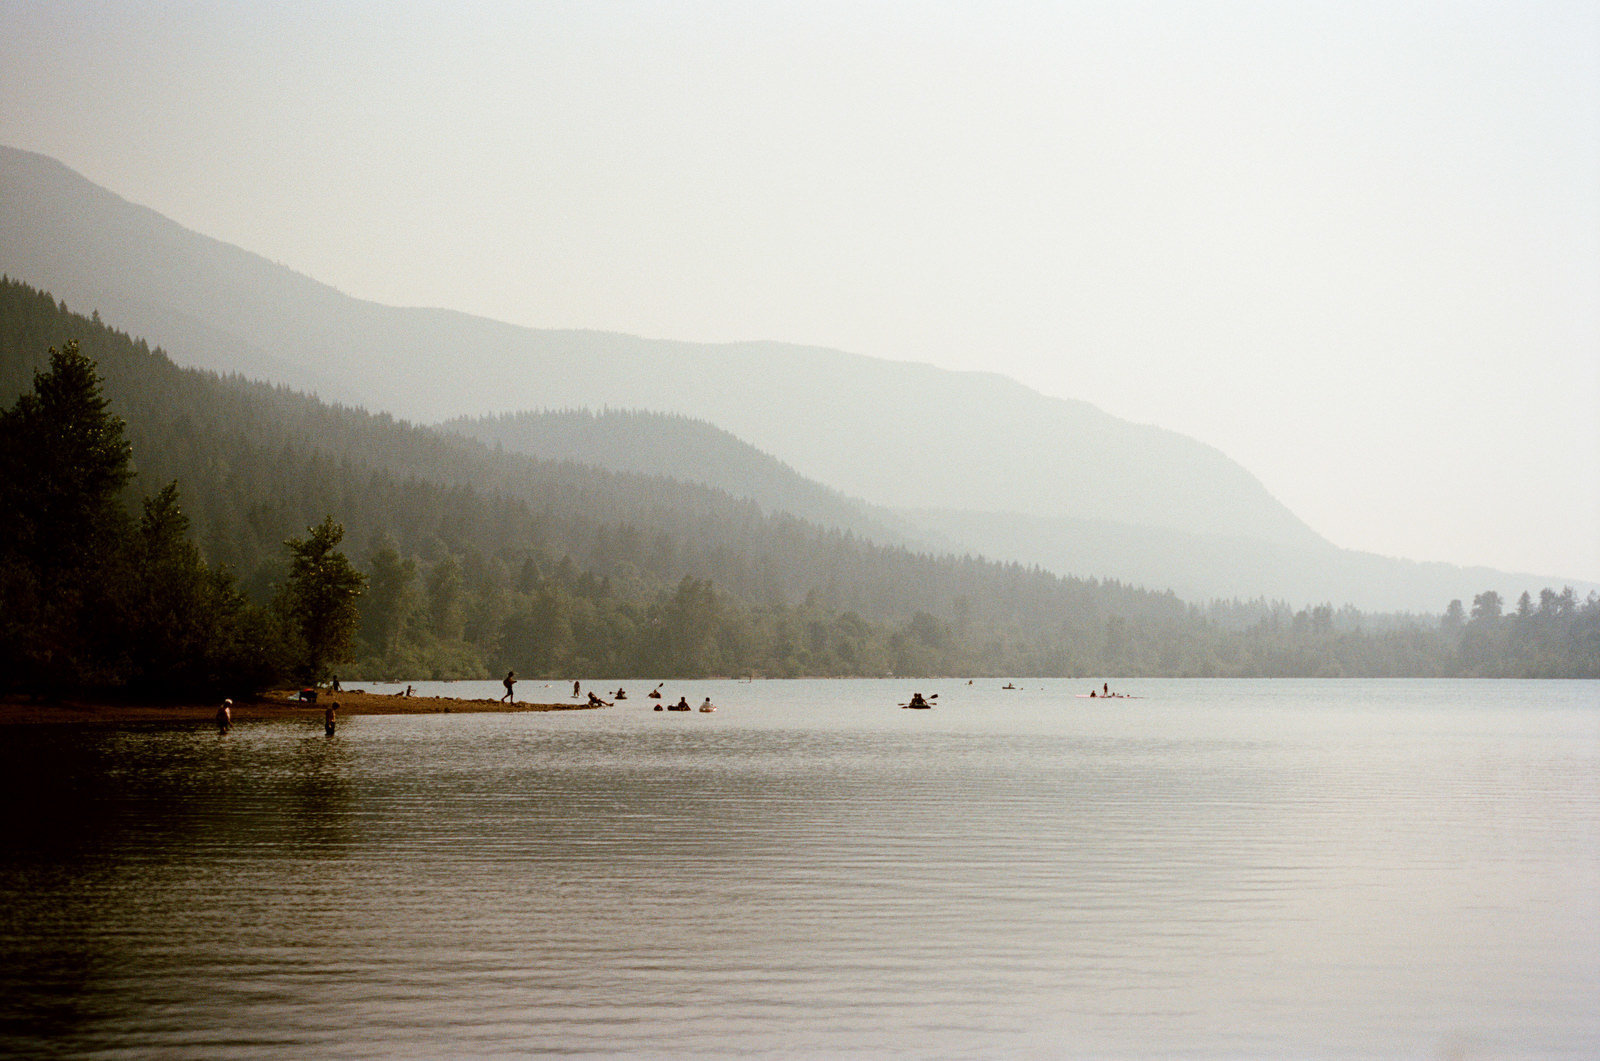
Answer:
[5,143,1591,611]
[0,143,1321,551]
[441,408,925,549]
[444,405,1597,611]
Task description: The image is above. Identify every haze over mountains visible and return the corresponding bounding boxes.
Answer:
[444,409,926,551]
[2,145,1587,611]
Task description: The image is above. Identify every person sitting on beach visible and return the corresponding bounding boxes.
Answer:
[217,699,232,734]
[502,671,516,703]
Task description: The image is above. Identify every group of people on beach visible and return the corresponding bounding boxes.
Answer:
[500,671,713,711]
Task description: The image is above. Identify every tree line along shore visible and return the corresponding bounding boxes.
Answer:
[2,278,1595,704]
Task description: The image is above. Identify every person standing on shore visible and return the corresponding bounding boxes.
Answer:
[325,701,337,737]
[502,671,516,703]
[216,699,231,734]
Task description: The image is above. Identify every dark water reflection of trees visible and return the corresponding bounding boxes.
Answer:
[0,722,355,1048]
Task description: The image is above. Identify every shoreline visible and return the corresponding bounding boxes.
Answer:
[0,689,602,725]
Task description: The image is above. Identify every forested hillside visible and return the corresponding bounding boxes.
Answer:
[3,278,1595,681]
[443,409,922,546]
[8,145,1586,613]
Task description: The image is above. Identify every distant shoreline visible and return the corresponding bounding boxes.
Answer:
[0,689,601,725]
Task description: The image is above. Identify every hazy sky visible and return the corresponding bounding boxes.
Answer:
[3,1,1597,581]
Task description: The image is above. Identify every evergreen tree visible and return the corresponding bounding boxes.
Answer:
[0,340,134,692]
[359,538,419,663]
[1471,591,1503,622]
[122,482,277,695]
[0,340,132,570]
[277,516,367,683]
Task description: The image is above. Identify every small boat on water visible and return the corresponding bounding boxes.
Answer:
[698,699,716,713]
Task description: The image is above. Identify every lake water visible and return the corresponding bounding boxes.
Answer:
[2,678,1596,1058]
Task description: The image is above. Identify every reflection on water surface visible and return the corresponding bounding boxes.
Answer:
[2,679,1596,1058]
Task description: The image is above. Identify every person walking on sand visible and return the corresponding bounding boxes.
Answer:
[325,701,338,737]
[216,699,232,734]
[502,670,517,703]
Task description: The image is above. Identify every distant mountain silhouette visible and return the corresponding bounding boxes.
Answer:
[0,146,1316,543]
[445,409,1588,611]
[4,144,1589,611]
[443,409,923,547]
[902,508,1585,614]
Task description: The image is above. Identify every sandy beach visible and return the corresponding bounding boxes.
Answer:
[0,689,598,725]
